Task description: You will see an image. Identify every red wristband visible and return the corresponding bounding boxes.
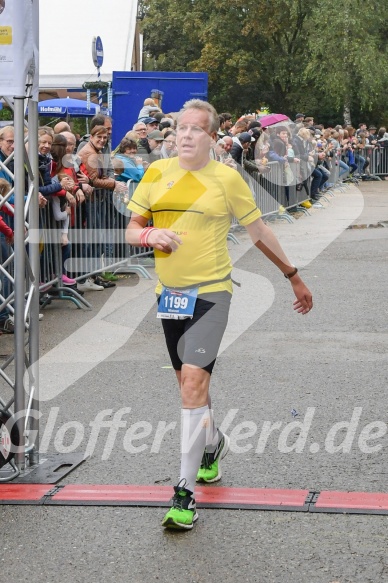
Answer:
[139,227,157,247]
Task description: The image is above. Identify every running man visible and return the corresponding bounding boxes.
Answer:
[125,99,313,530]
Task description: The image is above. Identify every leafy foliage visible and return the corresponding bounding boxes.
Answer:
[140,0,388,125]
[0,108,13,121]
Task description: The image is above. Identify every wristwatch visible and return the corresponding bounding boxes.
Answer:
[284,266,298,279]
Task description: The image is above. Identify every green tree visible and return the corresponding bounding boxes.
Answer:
[141,0,208,70]
[306,0,388,125]
[140,0,388,125]
[0,107,13,122]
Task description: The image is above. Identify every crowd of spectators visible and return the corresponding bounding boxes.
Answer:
[0,98,387,334]
[216,111,388,209]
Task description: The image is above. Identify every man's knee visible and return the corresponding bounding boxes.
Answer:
[180,365,210,408]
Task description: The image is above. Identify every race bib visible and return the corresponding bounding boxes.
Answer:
[157,286,198,320]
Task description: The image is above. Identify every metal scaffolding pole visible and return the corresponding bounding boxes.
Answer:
[13,97,27,471]
[0,1,86,482]
[0,0,40,477]
[27,98,40,466]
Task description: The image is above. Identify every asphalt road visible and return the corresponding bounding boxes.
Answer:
[1,180,388,583]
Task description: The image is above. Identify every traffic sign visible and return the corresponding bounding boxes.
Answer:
[92,36,104,68]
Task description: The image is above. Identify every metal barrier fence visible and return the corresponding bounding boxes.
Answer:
[64,187,153,282]
[40,156,348,296]
[2,153,350,322]
[40,160,315,292]
[37,185,154,310]
[233,155,344,228]
[357,145,388,176]
[231,161,306,229]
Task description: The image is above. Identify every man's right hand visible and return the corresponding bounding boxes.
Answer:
[147,228,183,253]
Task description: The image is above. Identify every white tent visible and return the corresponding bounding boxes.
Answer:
[39,0,139,89]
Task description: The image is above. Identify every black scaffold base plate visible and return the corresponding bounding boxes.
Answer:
[0,453,87,484]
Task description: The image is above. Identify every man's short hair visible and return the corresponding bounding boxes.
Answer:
[61,131,76,145]
[90,114,111,131]
[234,120,248,130]
[178,99,219,134]
[54,121,71,134]
[248,120,261,130]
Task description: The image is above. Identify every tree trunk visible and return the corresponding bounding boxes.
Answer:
[343,104,352,127]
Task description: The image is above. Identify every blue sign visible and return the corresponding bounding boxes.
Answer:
[92,36,104,68]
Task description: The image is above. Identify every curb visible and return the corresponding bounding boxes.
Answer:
[347,221,388,230]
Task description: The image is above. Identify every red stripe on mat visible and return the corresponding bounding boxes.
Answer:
[0,484,52,501]
[197,487,309,506]
[51,484,309,506]
[316,491,388,511]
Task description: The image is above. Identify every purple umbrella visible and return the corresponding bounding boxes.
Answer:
[258,113,290,127]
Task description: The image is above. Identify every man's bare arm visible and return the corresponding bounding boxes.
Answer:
[245,218,313,314]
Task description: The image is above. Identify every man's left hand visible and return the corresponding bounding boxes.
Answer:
[291,278,313,314]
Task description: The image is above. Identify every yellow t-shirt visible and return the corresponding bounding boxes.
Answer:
[128,158,261,294]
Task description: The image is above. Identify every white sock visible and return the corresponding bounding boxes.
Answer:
[180,406,210,494]
[206,396,219,451]
[206,409,220,452]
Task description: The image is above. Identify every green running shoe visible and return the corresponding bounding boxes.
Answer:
[101,272,119,282]
[196,432,230,483]
[161,480,198,530]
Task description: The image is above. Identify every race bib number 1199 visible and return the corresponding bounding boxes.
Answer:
[157,286,198,320]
